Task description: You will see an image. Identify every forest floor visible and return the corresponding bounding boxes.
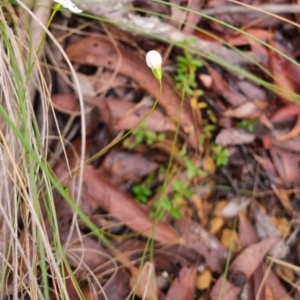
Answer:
[4,0,300,299]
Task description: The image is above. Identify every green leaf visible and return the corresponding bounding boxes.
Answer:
[172,180,184,192]
[171,208,182,219]
[184,158,197,179]
[192,59,203,67]
[176,56,187,63]
[183,188,193,198]
[135,133,144,143]
[160,198,172,211]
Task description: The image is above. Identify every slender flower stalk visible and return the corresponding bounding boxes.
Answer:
[35,0,82,59]
[82,50,163,166]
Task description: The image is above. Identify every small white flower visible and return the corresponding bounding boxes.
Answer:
[146,50,162,69]
[146,50,162,80]
[54,0,82,13]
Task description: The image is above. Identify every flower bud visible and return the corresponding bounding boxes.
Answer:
[146,50,162,81]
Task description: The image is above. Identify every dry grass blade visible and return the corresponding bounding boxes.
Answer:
[0,8,28,296]
[0,2,86,298]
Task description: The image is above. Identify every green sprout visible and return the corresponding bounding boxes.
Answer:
[200,123,216,145]
[175,40,203,95]
[211,144,229,167]
[236,119,258,133]
[151,196,182,220]
[132,175,155,203]
[127,124,165,149]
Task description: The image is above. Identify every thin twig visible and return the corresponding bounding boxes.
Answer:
[201,4,300,16]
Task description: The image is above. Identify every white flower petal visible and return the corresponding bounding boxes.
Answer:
[53,0,68,8]
[66,1,82,13]
[146,50,162,70]
[53,0,82,13]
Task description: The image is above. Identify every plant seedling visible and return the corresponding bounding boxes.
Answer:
[236,119,258,133]
[175,40,203,96]
[125,123,165,149]
[132,175,155,203]
[212,144,229,167]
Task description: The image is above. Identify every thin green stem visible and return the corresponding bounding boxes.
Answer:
[83,80,162,166]
[132,71,186,300]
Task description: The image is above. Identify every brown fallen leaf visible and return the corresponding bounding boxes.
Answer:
[174,218,228,273]
[210,237,278,300]
[51,93,80,114]
[262,264,293,300]
[271,185,295,217]
[271,134,300,152]
[276,112,300,141]
[238,214,258,248]
[226,29,273,46]
[92,268,131,300]
[99,149,158,186]
[269,39,300,102]
[269,145,300,185]
[84,96,176,133]
[196,269,212,291]
[66,36,198,148]
[271,103,300,122]
[222,101,266,119]
[215,128,255,146]
[221,197,251,218]
[251,207,289,260]
[183,0,203,34]
[254,154,278,177]
[166,266,197,300]
[64,233,112,273]
[82,166,182,244]
[208,66,248,106]
[239,214,266,300]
